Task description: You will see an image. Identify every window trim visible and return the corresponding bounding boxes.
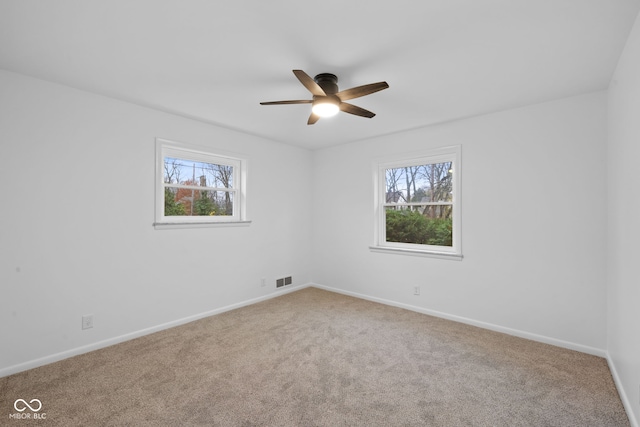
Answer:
[154,138,249,229]
[370,145,462,260]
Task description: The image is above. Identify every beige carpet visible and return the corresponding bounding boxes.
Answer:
[0,287,630,426]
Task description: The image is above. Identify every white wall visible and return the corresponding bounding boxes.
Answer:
[311,92,608,354]
[1,61,634,422]
[607,10,640,426]
[0,70,313,374]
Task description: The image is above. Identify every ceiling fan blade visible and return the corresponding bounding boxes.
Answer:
[336,81,389,101]
[307,112,320,125]
[340,102,376,118]
[293,70,326,97]
[260,100,312,105]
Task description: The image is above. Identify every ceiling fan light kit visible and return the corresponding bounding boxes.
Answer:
[260,70,389,125]
[312,101,339,117]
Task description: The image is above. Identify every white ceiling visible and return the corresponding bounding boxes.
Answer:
[1,1,639,150]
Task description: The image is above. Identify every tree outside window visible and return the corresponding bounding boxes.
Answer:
[163,157,234,217]
[373,146,461,259]
[154,139,247,227]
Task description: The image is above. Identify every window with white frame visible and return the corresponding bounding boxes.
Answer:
[154,139,248,228]
[372,146,461,259]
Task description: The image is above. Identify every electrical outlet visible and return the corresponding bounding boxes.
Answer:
[261,278,266,287]
[82,314,93,330]
[414,286,420,296]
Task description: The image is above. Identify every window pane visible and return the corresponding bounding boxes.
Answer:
[164,157,234,188]
[385,206,453,246]
[164,187,234,217]
[385,162,453,203]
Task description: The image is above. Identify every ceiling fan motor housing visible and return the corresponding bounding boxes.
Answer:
[314,73,339,95]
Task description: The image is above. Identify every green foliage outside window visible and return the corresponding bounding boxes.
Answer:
[386,209,452,246]
[194,195,218,216]
[164,188,186,216]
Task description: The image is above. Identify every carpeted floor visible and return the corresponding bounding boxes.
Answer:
[0,287,630,426]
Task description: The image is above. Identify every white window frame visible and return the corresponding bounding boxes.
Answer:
[154,138,249,229]
[371,145,462,260]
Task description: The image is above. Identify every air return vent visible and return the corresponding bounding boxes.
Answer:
[276,276,293,288]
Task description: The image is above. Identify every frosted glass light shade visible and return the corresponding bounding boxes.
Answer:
[312,102,339,117]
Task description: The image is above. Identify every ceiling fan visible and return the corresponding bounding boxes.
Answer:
[260,70,389,125]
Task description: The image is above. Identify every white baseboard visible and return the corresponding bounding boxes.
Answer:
[310,283,606,357]
[0,283,311,378]
[606,351,639,427]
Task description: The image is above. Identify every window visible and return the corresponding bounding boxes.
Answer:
[154,139,248,228]
[371,146,461,259]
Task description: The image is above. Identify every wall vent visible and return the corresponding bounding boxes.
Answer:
[276,276,293,288]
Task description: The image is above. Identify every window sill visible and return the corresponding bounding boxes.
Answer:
[153,220,252,230]
[369,245,463,260]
